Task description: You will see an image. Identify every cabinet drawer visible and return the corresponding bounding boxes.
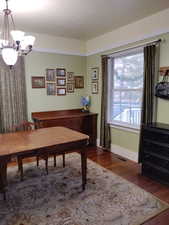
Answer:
[143,153,169,170]
[143,140,169,158]
[142,163,169,185]
[143,129,169,144]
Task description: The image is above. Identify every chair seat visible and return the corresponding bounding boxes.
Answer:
[14,121,66,181]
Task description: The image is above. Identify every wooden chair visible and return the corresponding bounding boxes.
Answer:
[14,121,65,181]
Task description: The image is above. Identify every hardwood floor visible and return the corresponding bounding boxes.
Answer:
[9,146,169,225]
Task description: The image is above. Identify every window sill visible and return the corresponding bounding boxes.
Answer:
[109,123,140,134]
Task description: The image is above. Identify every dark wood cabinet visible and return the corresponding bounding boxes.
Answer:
[32,109,98,146]
[141,123,169,186]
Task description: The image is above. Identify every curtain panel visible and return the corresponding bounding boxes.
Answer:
[0,56,28,133]
[100,55,111,150]
[138,44,160,163]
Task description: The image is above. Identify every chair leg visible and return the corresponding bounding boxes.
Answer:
[45,157,48,175]
[37,156,39,167]
[18,158,24,181]
[54,155,56,167]
[63,153,65,168]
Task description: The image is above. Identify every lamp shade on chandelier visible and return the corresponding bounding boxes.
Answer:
[0,0,35,67]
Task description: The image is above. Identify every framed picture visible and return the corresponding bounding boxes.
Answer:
[67,83,74,93]
[46,83,56,95]
[74,76,84,88]
[32,76,45,88]
[91,67,99,80]
[46,69,55,82]
[57,78,66,86]
[57,88,66,96]
[67,72,74,81]
[56,68,66,77]
[92,81,98,94]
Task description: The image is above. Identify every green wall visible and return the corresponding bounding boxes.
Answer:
[86,32,169,153]
[25,51,86,120]
[25,32,169,154]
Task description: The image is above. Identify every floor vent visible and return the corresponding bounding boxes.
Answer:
[116,156,127,162]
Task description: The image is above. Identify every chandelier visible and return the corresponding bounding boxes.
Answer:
[0,0,35,67]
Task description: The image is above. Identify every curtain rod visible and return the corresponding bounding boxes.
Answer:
[106,38,162,57]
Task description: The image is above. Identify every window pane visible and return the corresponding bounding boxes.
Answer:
[112,90,142,126]
[110,50,144,128]
[114,53,143,89]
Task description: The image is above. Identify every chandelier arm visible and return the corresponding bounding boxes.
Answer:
[5,0,8,10]
[10,14,16,31]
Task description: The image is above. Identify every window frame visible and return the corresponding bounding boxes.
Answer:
[107,47,144,130]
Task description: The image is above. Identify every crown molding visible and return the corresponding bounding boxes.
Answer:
[32,28,169,57]
[86,28,169,56]
[33,47,86,56]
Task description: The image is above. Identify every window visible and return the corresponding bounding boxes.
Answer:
[108,48,144,129]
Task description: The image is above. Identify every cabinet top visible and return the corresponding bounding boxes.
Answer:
[145,122,169,131]
[32,108,98,121]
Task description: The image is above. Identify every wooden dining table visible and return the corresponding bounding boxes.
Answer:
[0,126,89,200]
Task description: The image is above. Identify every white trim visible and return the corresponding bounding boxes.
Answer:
[96,138,100,147]
[86,29,168,56]
[96,139,138,162]
[110,124,140,134]
[111,144,138,162]
[33,47,86,56]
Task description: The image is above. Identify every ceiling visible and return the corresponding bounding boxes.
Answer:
[1,0,169,40]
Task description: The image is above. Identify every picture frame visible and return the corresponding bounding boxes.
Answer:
[46,83,56,95]
[67,83,74,93]
[32,76,45,88]
[91,81,98,94]
[56,68,66,77]
[57,88,66,96]
[74,76,84,88]
[57,78,66,86]
[67,72,74,81]
[91,67,99,80]
[46,69,56,82]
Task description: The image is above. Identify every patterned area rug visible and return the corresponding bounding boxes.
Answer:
[0,153,168,225]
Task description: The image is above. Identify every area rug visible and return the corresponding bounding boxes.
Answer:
[0,153,168,225]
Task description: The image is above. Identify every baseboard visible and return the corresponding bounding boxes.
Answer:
[96,139,138,162]
[111,144,138,162]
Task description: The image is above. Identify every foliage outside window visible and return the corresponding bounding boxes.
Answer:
[108,48,144,129]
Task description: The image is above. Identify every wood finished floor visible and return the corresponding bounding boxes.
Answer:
[9,147,169,225]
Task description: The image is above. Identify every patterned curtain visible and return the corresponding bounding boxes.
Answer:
[0,56,28,133]
[138,44,160,163]
[100,55,111,150]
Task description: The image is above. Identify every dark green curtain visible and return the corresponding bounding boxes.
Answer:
[138,44,160,162]
[100,55,111,150]
[0,56,28,133]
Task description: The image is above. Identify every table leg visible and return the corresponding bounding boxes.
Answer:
[0,160,8,200]
[81,148,87,190]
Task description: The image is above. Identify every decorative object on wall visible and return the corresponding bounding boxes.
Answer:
[67,83,74,93]
[57,88,66,96]
[155,70,169,100]
[67,72,74,81]
[91,67,99,80]
[0,0,35,67]
[159,66,169,76]
[32,77,45,88]
[46,83,56,95]
[57,78,66,86]
[92,81,98,94]
[46,69,56,82]
[74,76,84,88]
[56,68,66,77]
[80,96,90,112]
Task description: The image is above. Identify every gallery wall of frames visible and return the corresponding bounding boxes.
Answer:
[31,68,84,96]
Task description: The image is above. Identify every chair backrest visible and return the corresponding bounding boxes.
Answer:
[13,121,35,132]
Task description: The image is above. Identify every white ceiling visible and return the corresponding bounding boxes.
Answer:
[1,0,169,40]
